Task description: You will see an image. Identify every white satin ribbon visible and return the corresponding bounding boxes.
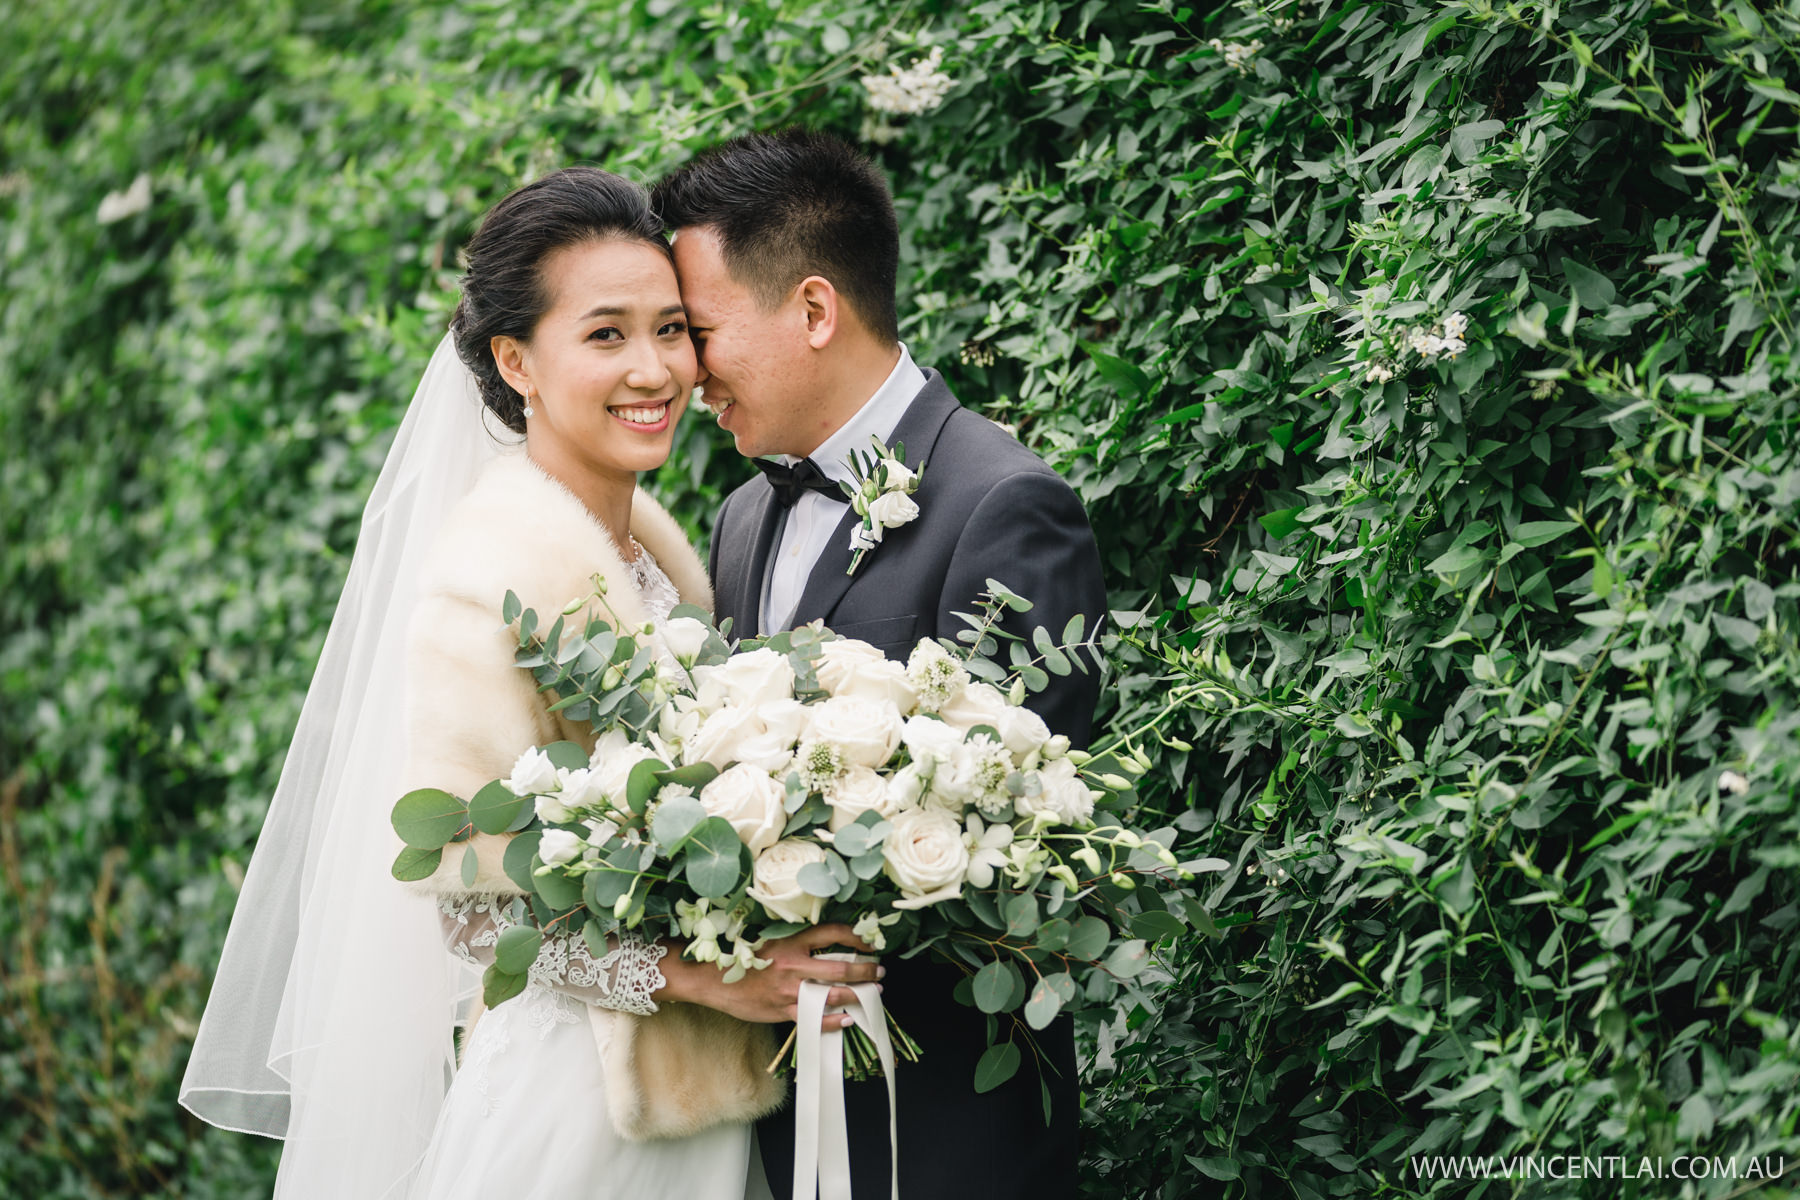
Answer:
[792,953,897,1200]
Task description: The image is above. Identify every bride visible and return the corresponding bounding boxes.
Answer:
[180,168,879,1198]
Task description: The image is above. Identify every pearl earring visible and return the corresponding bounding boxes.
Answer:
[522,388,535,420]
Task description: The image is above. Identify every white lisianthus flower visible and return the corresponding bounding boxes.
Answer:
[506,747,560,797]
[900,714,963,767]
[850,524,881,551]
[1719,770,1750,796]
[866,490,920,531]
[885,808,971,909]
[747,839,830,925]
[589,729,661,807]
[1043,734,1071,761]
[962,813,1014,888]
[828,766,896,832]
[698,763,788,854]
[655,616,712,665]
[816,639,920,711]
[659,696,704,749]
[885,761,929,813]
[807,694,904,769]
[1016,757,1100,827]
[938,682,1010,735]
[535,793,575,823]
[906,639,970,712]
[538,828,584,868]
[556,766,610,811]
[583,816,621,846]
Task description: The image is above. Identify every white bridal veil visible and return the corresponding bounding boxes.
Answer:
[181,332,504,1197]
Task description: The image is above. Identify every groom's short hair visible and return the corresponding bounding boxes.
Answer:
[652,129,900,344]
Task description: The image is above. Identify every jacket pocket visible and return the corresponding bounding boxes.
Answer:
[826,614,919,659]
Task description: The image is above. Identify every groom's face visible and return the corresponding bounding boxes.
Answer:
[671,225,820,459]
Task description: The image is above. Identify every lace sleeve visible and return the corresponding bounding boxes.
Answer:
[437,895,669,1016]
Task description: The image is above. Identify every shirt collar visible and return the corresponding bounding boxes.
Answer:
[781,344,928,484]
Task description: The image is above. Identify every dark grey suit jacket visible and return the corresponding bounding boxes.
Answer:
[711,369,1106,1200]
[709,368,1106,743]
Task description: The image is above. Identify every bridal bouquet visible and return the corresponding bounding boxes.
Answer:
[391,584,1198,1091]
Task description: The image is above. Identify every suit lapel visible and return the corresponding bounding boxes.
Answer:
[720,480,785,638]
[791,370,961,626]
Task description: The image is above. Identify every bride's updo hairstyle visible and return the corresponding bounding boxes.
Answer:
[451,167,670,434]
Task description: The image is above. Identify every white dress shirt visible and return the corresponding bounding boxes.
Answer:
[762,344,928,632]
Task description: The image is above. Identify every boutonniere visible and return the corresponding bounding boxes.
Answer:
[840,437,923,575]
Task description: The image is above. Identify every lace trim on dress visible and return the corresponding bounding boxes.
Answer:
[624,538,682,624]
[437,895,668,1017]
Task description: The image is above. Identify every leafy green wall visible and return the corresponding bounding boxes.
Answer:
[3,0,1796,1196]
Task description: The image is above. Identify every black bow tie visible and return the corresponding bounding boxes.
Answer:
[756,457,845,509]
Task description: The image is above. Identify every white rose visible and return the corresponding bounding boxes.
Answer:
[900,714,963,767]
[655,615,713,664]
[884,808,970,909]
[816,639,920,711]
[698,763,788,854]
[807,695,903,770]
[688,698,805,773]
[828,766,896,832]
[991,704,1052,761]
[939,682,1010,735]
[505,747,560,797]
[1017,758,1099,827]
[707,647,796,708]
[747,839,829,925]
[687,705,766,770]
[867,490,920,530]
[539,828,584,867]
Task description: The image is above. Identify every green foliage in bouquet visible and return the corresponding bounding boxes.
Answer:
[390,586,1199,1093]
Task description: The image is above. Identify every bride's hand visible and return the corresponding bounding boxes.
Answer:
[658,924,882,1031]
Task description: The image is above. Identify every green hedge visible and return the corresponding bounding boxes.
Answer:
[3,0,1797,1196]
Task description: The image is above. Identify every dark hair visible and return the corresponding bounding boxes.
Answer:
[651,128,900,344]
[451,167,670,434]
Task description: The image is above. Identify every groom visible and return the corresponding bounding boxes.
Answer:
[654,130,1106,1199]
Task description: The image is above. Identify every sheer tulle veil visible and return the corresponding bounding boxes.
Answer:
[181,331,505,1197]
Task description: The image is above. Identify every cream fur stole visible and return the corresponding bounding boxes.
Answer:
[395,450,782,1141]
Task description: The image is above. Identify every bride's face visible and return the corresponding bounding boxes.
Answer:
[497,238,695,477]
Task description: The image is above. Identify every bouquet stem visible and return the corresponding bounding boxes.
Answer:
[766,1010,921,1082]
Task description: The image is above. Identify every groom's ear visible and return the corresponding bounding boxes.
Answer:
[795,275,839,350]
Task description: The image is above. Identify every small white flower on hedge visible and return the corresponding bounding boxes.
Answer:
[861,46,953,115]
[1207,37,1264,73]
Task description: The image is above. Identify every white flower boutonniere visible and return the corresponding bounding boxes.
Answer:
[840,437,923,576]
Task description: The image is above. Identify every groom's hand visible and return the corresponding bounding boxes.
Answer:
[658,924,882,1031]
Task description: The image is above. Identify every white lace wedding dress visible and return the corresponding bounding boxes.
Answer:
[408,547,775,1200]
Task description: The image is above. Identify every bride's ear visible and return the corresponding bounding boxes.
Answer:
[490,334,533,399]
